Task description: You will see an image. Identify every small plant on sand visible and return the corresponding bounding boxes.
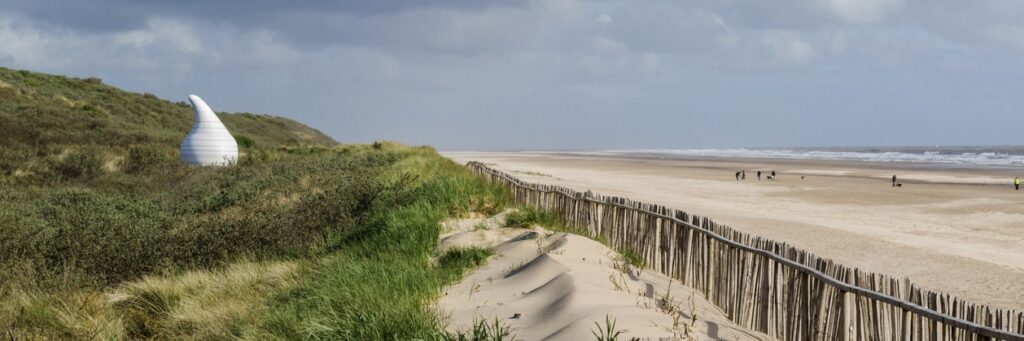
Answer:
[656,280,685,338]
[592,314,628,341]
[674,295,700,340]
[440,248,494,270]
[607,272,631,294]
[657,278,676,314]
[511,170,551,177]
[442,318,517,341]
[469,281,482,298]
[502,260,527,277]
[612,257,639,279]
[649,279,700,340]
[635,291,653,310]
[620,250,646,276]
[504,207,562,229]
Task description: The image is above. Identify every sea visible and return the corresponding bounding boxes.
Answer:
[584,146,1024,169]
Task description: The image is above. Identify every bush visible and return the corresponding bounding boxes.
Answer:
[53,149,102,179]
[124,145,173,174]
[0,188,167,284]
[504,206,563,228]
[0,147,420,287]
[438,247,493,270]
[234,134,256,149]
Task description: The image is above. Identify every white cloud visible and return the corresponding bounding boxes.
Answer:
[0,17,67,69]
[760,31,817,63]
[114,18,203,55]
[590,36,627,55]
[826,0,905,24]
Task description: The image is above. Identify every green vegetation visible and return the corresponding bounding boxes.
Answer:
[505,206,613,246]
[503,206,563,229]
[0,68,509,339]
[591,314,628,341]
[505,206,645,270]
[442,319,517,341]
[0,67,335,181]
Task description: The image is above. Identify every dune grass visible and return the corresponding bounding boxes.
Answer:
[250,146,506,340]
[1,143,510,339]
[504,206,647,269]
[0,68,513,339]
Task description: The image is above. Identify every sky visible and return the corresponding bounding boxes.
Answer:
[1,0,1022,150]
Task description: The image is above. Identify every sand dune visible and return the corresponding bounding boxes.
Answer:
[438,213,769,341]
[443,152,1024,310]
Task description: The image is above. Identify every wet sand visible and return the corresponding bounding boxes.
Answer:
[444,151,1024,310]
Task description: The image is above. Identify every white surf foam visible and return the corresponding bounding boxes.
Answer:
[587,148,1024,168]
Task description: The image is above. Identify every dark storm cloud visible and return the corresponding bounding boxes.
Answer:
[3,0,1024,149]
[3,0,526,33]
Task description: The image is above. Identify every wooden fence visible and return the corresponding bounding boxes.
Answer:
[467,162,1024,341]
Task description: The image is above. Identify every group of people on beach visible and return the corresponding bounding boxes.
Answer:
[734,170,776,181]
[733,171,1022,190]
[892,174,1022,190]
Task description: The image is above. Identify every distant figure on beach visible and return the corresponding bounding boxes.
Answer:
[1015,177,1020,190]
[771,170,777,180]
[741,170,745,180]
[757,170,762,181]
[735,171,741,180]
[892,175,897,187]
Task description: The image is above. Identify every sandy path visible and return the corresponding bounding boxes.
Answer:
[437,213,770,341]
[444,152,1024,310]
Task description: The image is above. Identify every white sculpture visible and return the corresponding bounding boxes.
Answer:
[180,94,238,166]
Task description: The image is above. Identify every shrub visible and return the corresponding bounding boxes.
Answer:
[124,144,173,174]
[53,149,102,179]
[234,134,256,149]
[439,247,493,270]
[504,206,563,228]
[0,67,515,339]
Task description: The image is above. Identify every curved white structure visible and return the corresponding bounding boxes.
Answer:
[180,95,238,166]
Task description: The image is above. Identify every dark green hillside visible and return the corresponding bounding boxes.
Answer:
[0,68,509,339]
[0,67,335,177]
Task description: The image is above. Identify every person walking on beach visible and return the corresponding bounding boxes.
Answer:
[1015,177,1020,191]
[892,175,897,187]
[735,171,741,180]
[771,170,777,180]
[741,170,745,180]
[757,170,762,181]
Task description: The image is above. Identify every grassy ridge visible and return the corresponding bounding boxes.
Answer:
[0,68,510,339]
[2,142,510,339]
[0,67,335,181]
[256,150,505,339]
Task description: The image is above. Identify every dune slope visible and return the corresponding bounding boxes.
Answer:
[438,213,770,341]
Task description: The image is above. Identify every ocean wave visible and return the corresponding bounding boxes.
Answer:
[589,148,1024,167]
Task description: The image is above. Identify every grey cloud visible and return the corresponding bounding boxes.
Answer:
[4,0,527,33]
[2,0,1024,149]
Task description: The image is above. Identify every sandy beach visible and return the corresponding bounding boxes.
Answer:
[444,151,1024,311]
[438,211,770,340]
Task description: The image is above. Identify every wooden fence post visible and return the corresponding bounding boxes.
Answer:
[466,162,1024,341]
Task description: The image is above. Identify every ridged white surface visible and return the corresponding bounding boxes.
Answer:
[180,95,238,166]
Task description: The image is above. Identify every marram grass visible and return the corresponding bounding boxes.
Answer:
[0,68,511,339]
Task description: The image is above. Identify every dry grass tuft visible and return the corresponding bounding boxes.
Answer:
[110,261,301,339]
